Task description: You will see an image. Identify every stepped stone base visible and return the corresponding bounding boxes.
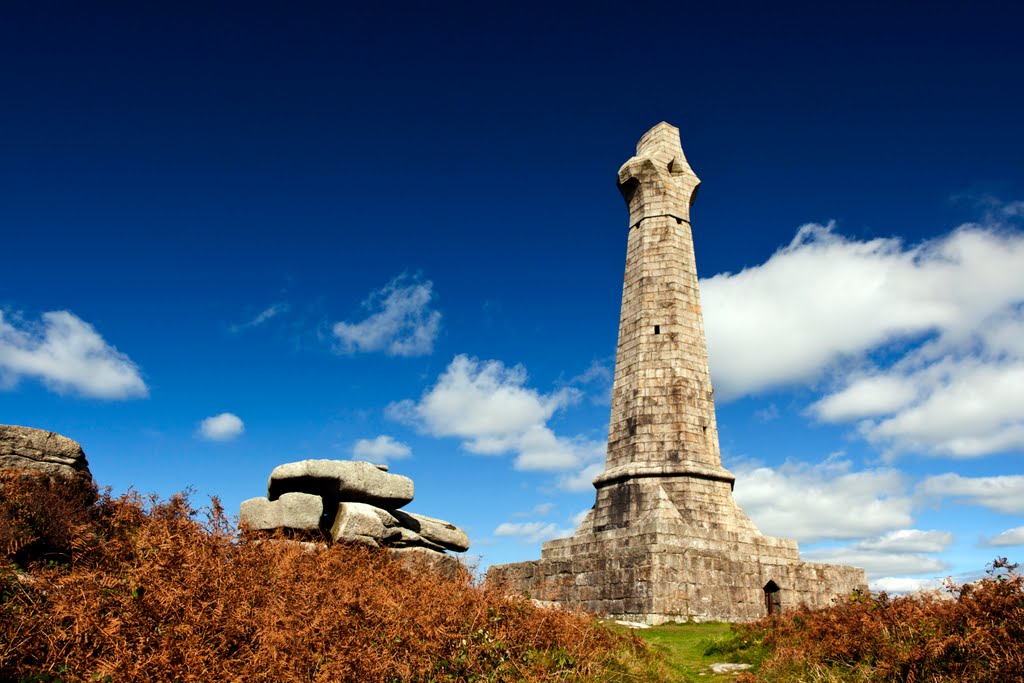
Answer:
[489,477,866,624]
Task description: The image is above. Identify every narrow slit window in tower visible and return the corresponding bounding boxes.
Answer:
[654,325,660,335]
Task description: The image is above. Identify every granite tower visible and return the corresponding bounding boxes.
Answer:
[488,123,866,623]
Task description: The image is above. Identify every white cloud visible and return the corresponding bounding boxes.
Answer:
[701,218,1024,459]
[856,354,1024,458]
[853,529,954,553]
[987,526,1024,546]
[917,473,1024,513]
[333,276,441,357]
[702,223,1024,403]
[352,435,411,463]
[0,310,147,399]
[810,375,920,422]
[869,576,945,594]
[806,546,950,578]
[197,413,245,441]
[387,355,603,472]
[493,521,572,544]
[732,456,913,543]
[805,529,953,579]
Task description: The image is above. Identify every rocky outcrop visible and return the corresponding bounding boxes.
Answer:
[391,510,471,552]
[240,459,469,560]
[0,425,92,480]
[268,459,413,510]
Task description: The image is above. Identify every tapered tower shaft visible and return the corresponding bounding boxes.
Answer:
[596,122,732,491]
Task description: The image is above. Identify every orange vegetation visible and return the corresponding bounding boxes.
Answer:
[0,471,651,682]
[734,558,1024,683]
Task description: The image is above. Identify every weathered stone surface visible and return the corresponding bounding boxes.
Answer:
[391,510,470,552]
[386,526,448,553]
[487,123,867,623]
[268,459,413,510]
[0,424,91,480]
[330,501,387,545]
[391,546,463,579]
[240,492,323,532]
[711,663,752,674]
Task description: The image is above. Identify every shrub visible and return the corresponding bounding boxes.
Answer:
[0,470,98,568]
[734,559,1024,683]
[0,478,656,682]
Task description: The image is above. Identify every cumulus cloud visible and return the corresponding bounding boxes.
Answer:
[493,521,572,544]
[333,276,441,357]
[0,310,147,399]
[387,355,604,472]
[986,526,1024,546]
[732,456,913,543]
[352,435,411,464]
[197,413,245,441]
[701,217,1024,459]
[916,473,1024,513]
[703,222,1024,398]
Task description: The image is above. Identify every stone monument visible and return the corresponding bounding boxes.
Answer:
[487,123,866,623]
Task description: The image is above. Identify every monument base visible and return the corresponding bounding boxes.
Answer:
[488,478,867,624]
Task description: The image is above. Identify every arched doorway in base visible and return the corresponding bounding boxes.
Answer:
[763,580,781,615]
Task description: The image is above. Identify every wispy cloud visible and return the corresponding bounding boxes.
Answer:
[352,435,411,464]
[493,521,572,544]
[0,310,147,399]
[197,413,245,441]
[333,275,441,357]
[568,358,614,405]
[513,502,555,518]
[231,303,290,332]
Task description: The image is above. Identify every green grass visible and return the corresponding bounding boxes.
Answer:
[607,621,764,683]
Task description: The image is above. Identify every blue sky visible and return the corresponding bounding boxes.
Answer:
[2,2,1023,591]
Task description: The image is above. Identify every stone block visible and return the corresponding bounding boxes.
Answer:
[241,492,323,532]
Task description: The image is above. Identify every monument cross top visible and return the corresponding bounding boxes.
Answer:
[617,122,701,229]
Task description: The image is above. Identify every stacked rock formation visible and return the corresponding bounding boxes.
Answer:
[0,424,92,481]
[240,459,470,559]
